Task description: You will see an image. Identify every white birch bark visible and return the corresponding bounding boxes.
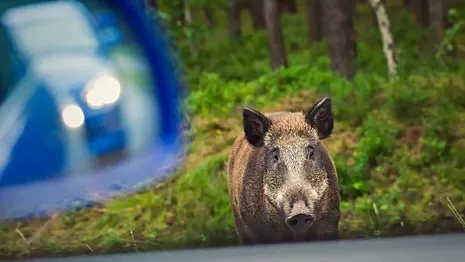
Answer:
[369,0,398,79]
[184,0,193,24]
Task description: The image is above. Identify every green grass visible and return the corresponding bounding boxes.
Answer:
[2,0,465,259]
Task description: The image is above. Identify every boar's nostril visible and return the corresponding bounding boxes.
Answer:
[285,214,315,231]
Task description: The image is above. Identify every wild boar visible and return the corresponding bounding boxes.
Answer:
[227,97,340,245]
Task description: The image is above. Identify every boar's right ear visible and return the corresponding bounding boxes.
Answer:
[305,96,334,140]
[242,107,271,147]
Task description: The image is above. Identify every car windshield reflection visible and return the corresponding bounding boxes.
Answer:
[2,1,99,59]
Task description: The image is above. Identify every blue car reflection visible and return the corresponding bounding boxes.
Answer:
[1,0,126,158]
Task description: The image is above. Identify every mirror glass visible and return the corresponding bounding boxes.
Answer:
[0,0,183,220]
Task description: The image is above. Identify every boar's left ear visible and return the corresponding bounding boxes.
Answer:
[305,97,334,139]
[243,107,271,147]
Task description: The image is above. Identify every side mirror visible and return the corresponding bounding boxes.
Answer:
[0,0,185,220]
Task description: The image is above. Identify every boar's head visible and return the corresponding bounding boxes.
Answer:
[242,97,334,238]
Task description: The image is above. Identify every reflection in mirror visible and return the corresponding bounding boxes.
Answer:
[0,0,168,219]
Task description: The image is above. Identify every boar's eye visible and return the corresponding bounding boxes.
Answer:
[307,146,314,159]
[271,148,280,163]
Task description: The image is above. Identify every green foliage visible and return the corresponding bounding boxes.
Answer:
[436,8,465,64]
[387,78,431,123]
[345,114,398,197]
[175,154,234,240]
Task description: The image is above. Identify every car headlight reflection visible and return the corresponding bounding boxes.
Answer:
[62,104,84,128]
[84,76,122,109]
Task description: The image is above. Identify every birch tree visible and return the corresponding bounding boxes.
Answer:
[368,0,398,79]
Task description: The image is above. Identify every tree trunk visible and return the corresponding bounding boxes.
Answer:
[285,0,298,13]
[278,0,285,14]
[173,0,185,26]
[184,0,199,58]
[428,0,450,54]
[204,7,216,28]
[228,0,243,43]
[278,0,298,14]
[249,0,266,30]
[403,0,410,10]
[370,0,384,27]
[265,0,289,69]
[307,0,323,43]
[410,0,429,27]
[370,0,383,26]
[184,0,193,24]
[369,0,398,79]
[149,0,157,9]
[322,0,357,79]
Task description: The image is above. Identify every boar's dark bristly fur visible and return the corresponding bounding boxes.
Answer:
[227,97,340,245]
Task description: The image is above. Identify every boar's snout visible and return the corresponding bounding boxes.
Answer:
[284,200,315,233]
[285,213,315,232]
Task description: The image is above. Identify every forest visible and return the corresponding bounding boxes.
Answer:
[1,0,465,259]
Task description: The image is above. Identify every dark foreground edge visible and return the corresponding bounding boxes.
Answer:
[10,233,465,262]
